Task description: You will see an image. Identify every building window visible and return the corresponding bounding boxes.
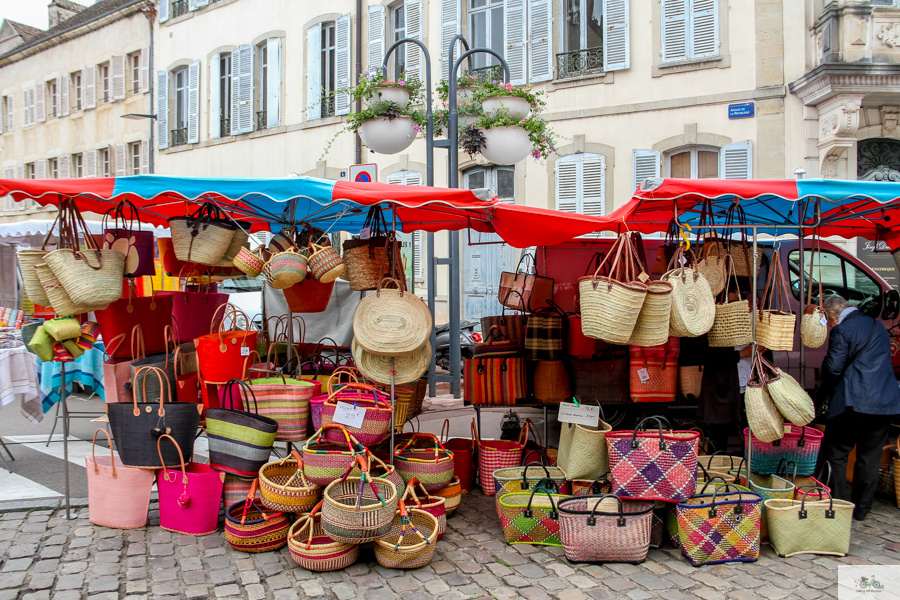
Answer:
[258,42,268,130]
[667,146,720,179]
[73,153,83,178]
[100,62,110,103]
[172,0,189,18]
[48,80,58,118]
[131,53,141,94]
[172,67,188,146]
[49,158,58,179]
[100,149,111,177]
[558,0,604,79]
[661,0,719,63]
[219,52,232,136]
[390,3,406,78]
[321,22,337,117]
[469,0,504,71]
[72,72,82,110]
[465,165,515,202]
[130,142,141,175]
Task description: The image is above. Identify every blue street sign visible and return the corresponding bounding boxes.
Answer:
[728,102,755,119]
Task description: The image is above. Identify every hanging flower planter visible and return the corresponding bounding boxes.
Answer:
[482,96,531,120]
[358,116,419,154]
[478,126,532,165]
[372,86,410,110]
[458,114,478,129]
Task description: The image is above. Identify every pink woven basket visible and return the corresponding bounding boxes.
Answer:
[156,434,226,536]
[472,419,527,496]
[320,383,393,447]
[85,429,155,529]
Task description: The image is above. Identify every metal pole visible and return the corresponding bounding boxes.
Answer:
[148,11,155,174]
[798,202,805,389]
[60,363,72,520]
[748,227,758,481]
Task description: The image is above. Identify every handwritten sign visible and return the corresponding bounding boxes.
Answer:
[558,402,600,427]
[333,402,366,429]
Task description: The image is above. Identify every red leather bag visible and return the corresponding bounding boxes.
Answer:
[194,304,257,384]
[174,346,200,404]
[157,282,229,344]
[95,281,173,358]
[282,273,335,313]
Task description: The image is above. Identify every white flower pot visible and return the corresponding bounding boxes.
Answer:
[458,114,477,129]
[457,86,474,104]
[372,86,410,109]
[358,116,417,154]
[482,96,531,120]
[479,126,532,165]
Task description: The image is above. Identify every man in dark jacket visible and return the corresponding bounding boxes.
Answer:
[820,295,900,520]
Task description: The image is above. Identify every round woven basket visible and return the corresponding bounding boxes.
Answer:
[800,310,828,349]
[264,248,309,289]
[34,263,108,317]
[696,255,726,296]
[434,477,462,515]
[745,380,784,444]
[287,505,360,572]
[662,268,715,338]
[578,276,648,344]
[322,477,398,544]
[353,278,433,356]
[374,507,439,569]
[169,216,236,265]
[628,280,673,347]
[44,248,125,307]
[18,249,51,306]
[352,338,431,386]
[708,299,753,347]
[233,246,266,278]
[259,453,322,513]
[308,243,344,283]
[219,227,251,265]
[224,500,290,553]
[755,310,796,352]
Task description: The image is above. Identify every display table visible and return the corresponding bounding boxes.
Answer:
[31,343,105,424]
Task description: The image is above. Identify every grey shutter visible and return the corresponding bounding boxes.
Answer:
[115,144,126,177]
[236,44,254,134]
[35,159,46,179]
[188,0,198,10]
[140,47,150,93]
[720,141,752,179]
[632,149,661,191]
[335,15,352,116]
[440,0,461,79]
[528,0,553,83]
[187,59,200,143]
[504,0,527,85]
[157,70,168,149]
[209,55,220,139]
[603,0,630,71]
[306,24,322,121]
[267,37,282,127]
[661,0,688,62]
[141,139,150,174]
[22,89,29,127]
[35,83,45,122]
[368,5,386,73]
[60,75,69,116]
[196,0,209,6]
[404,1,423,82]
[231,48,242,135]
[84,149,96,178]
[691,0,718,58]
[58,155,70,178]
[111,54,126,100]
[16,165,24,179]
[159,0,169,22]
[84,66,96,109]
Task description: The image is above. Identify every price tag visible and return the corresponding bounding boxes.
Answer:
[783,424,791,434]
[558,402,600,427]
[360,227,371,240]
[333,401,366,429]
[637,368,651,384]
[820,316,828,327]
[240,346,250,356]
[638,272,650,282]
[680,256,688,266]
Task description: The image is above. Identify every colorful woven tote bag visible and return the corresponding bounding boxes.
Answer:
[675,485,763,566]
[393,433,455,492]
[205,379,279,478]
[606,416,700,502]
[224,480,290,553]
[743,425,823,476]
[243,374,313,442]
[301,424,367,486]
[463,356,527,406]
[473,419,527,495]
[287,501,360,572]
[497,488,567,547]
[557,495,655,564]
[320,383,393,447]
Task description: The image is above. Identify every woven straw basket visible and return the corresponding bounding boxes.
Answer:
[662,267,715,338]
[219,228,250,266]
[288,503,360,572]
[169,217,235,265]
[696,255,726,296]
[18,249,51,306]
[352,338,431,386]
[628,280,673,347]
[259,452,322,513]
[342,238,404,291]
[322,477,398,543]
[308,243,344,283]
[434,478,462,516]
[745,380,784,444]
[233,247,265,278]
[34,263,108,317]
[708,300,753,347]
[45,248,125,307]
[579,277,648,344]
[265,248,309,289]
[353,278,433,356]
[374,505,439,569]
[764,366,815,426]
[765,493,854,557]
[756,311,796,352]
[801,310,828,349]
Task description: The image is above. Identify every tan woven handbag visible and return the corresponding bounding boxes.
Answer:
[627,240,673,347]
[694,203,726,295]
[662,247,715,338]
[556,402,613,480]
[708,256,753,347]
[724,202,762,277]
[756,249,796,352]
[744,353,784,444]
[759,356,815,426]
[800,239,828,349]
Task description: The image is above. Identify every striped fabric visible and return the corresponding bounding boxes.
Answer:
[524,312,565,360]
[206,411,278,478]
[242,378,313,442]
[464,357,526,406]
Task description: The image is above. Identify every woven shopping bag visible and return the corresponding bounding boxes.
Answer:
[206,379,279,478]
[320,383,393,446]
[301,423,367,486]
[743,424,823,476]
[168,202,237,265]
[629,343,677,403]
[321,469,399,544]
[756,249,797,351]
[765,487,853,557]
[473,419,528,495]
[777,461,831,500]
[524,304,566,361]
[708,255,753,347]
[373,501,439,570]
[532,360,570,404]
[287,501,360,572]
[464,356,526,406]
[393,433,455,492]
[225,480,291,553]
[665,476,751,549]
[156,434,225,537]
[730,464,795,542]
[606,416,700,502]
[661,247,716,338]
[85,429,155,529]
[557,494,654,564]
[474,326,521,358]
[744,352,784,444]
[724,202,762,277]
[556,402,613,481]
[493,464,570,519]
[498,488,568,547]
[676,484,763,566]
[402,478,448,540]
[758,356,815,427]
[259,451,322,514]
[241,372,314,442]
[800,238,828,349]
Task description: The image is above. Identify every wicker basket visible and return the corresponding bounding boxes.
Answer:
[264,248,309,289]
[394,433,455,491]
[434,477,462,516]
[353,278,433,356]
[745,354,784,444]
[301,424,367,486]
[342,237,402,291]
[220,227,250,264]
[411,378,427,414]
[801,310,828,349]
[34,263,108,317]
[322,476,398,544]
[628,280,673,347]
[375,384,413,429]
[308,243,344,283]
[18,249,51,306]
[45,248,125,308]
[756,311,796,352]
[224,481,291,553]
[169,216,236,265]
[288,501,360,572]
[402,477,447,540]
[696,253,726,296]
[708,257,753,347]
[764,365,815,426]
[662,264,715,338]
[374,502,439,569]
[233,246,266,278]
[259,451,322,513]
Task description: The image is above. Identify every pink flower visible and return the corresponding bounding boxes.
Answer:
[413,124,420,132]
[398,80,405,85]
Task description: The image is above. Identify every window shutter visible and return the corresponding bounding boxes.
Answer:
[60,75,69,116]
[504,0,528,85]
[661,0,688,62]
[441,0,461,79]
[556,158,579,214]
[581,156,606,217]
[159,0,169,22]
[231,48,242,135]
[140,47,150,93]
[603,0,630,71]
[115,144,126,177]
[633,149,661,191]
[6,96,12,131]
[157,70,168,149]
[84,149,96,178]
[306,24,322,121]
[58,155,70,179]
[236,44,254,134]
[187,59,200,143]
[368,5,386,73]
[84,66,96,109]
[404,0,423,82]
[188,0,198,10]
[335,15,352,116]
[691,0,718,58]
[35,83,45,122]
[3,167,12,179]
[267,37,282,127]
[720,141,752,179]
[528,0,553,83]
[35,159,46,179]
[141,139,150,174]
[16,165,24,179]
[54,77,61,116]
[387,171,425,281]
[22,89,30,126]
[209,55,220,139]
[111,54,126,100]
[196,0,209,6]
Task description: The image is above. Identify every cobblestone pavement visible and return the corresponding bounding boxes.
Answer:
[0,491,897,600]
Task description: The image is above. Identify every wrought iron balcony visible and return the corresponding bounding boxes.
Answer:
[220,118,230,137]
[257,111,267,130]
[471,65,504,84]
[171,128,188,147]
[171,0,188,18]
[556,47,604,80]
[321,95,336,118]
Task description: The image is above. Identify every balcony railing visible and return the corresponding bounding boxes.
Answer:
[556,47,604,80]
[171,128,188,147]
[220,118,230,137]
[171,0,189,18]
[471,65,504,84]
[321,95,336,118]
[257,111,267,130]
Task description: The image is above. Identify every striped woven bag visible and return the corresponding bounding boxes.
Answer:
[224,480,290,553]
[401,477,447,540]
[242,374,313,442]
[393,433,455,492]
[288,501,360,572]
[301,424,366,486]
[205,379,278,478]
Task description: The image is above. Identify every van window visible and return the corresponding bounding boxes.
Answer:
[788,250,881,316]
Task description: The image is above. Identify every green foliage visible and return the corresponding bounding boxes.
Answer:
[352,68,424,105]
[471,107,557,161]
[344,100,427,134]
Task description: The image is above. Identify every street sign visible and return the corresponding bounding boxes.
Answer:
[349,163,377,183]
[728,102,755,119]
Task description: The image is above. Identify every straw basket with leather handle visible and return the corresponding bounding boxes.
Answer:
[744,353,784,444]
[169,203,237,265]
[756,249,797,352]
[724,202,762,277]
[801,238,828,349]
[693,203,726,295]
[662,247,715,338]
[342,211,404,291]
[353,277,433,356]
[18,246,51,307]
[759,356,815,426]
[708,256,753,347]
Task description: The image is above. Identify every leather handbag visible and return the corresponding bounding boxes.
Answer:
[463,356,526,406]
[194,304,258,384]
[95,281,174,357]
[102,200,156,278]
[103,325,147,404]
[498,254,554,313]
[532,360,571,404]
[473,326,520,358]
[283,274,335,314]
[481,292,527,354]
[157,279,229,344]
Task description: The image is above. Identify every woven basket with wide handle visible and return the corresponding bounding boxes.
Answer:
[393,433,455,492]
[321,457,398,544]
[756,248,796,352]
[708,255,753,347]
[259,451,322,513]
[288,500,360,572]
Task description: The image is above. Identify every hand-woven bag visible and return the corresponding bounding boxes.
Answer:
[224,480,290,553]
[233,246,266,278]
[374,501,439,569]
[557,494,655,564]
[18,247,51,307]
[756,249,796,351]
[474,325,521,358]
[724,202,762,277]
[205,379,279,478]
[156,434,225,537]
[34,262,109,317]
[434,477,462,516]
[288,501,360,572]
[268,226,297,254]
[777,461,831,500]
[628,280,674,347]
[481,298,527,354]
[44,317,81,341]
[402,477,447,540]
[556,402,613,481]
[218,223,251,267]
[493,463,570,501]
[242,370,314,442]
[440,419,475,493]
[393,433,455,491]
[743,424,823,476]
[758,356,815,426]
[765,487,853,557]
[693,201,726,295]
[801,239,828,348]
[85,429,155,529]
[473,419,527,495]
[347,449,406,493]
[463,355,527,406]
[259,450,322,513]
[168,202,237,265]
[320,382,393,446]
[353,277,432,356]
[729,462,796,542]
[744,353,784,444]
[301,423,367,486]
[342,222,405,291]
[222,474,260,509]
[571,472,612,496]
[661,248,715,338]
[307,243,345,283]
[533,360,571,404]
[678,365,703,400]
[352,338,431,386]
[629,344,677,402]
[606,416,700,503]
[322,467,398,544]
[263,247,308,289]
[579,233,648,344]
[675,484,763,566]
[708,255,753,347]
[524,304,566,361]
[498,488,567,547]
[665,476,751,548]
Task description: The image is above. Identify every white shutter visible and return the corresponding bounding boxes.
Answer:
[157,70,168,149]
[441,0,461,80]
[556,154,605,216]
[111,54,126,100]
[60,75,69,116]
[528,0,553,83]
[231,48,242,135]
[581,156,606,217]
[209,54,220,139]
[35,159,46,179]
[661,0,688,62]
[54,76,61,117]
[267,37,281,127]
[404,1,422,82]
[58,155,70,178]
[140,47,150,93]
[306,24,322,121]
[16,165,24,179]
[720,141,752,179]
[35,83,45,122]
[6,96,12,131]
[141,139,150,174]
[691,0,718,58]
[84,149,96,177]
[84,66,96,109]
[603,0,630,71]
[335,15,352,116]
[188,0,198,10]
[633,149,661,191]
[236,44,253,134]
[3,167,12,179]
[196,0,209,6]
[22,89,30,126]
[504,0,527,85]
[387,171,425,281]
[187,59,200,143]
[556,159,579,213]
[159,0,169,22]
[368,5,386,73]
[115,144,126,177]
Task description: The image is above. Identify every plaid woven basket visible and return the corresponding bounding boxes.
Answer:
[393,433,455,492]
[572,472,612,496]
[498,488,567,547]
[557,495,654,564]
[743,425,823,476]
[473,419,527,495]
[665,476,751,548]
[676,485,763,566]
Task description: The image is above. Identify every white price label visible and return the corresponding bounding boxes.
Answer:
[783,424,791,434]
[240,346,250,356]
[333,401,366,429]
[360,227,371,240]
[558,402,601,427]
[820,317,828,327]
[680,256,688,266]
[637,368,651,384]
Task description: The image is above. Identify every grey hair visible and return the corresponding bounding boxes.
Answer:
[823,295,851,314]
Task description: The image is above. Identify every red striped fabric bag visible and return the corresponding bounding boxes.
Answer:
[240,375,314,442]
[464,356,526,406]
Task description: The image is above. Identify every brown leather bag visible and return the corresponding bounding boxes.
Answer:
[498,254,554,313]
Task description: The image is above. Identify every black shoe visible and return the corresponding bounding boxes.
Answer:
[853,508,869,521]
